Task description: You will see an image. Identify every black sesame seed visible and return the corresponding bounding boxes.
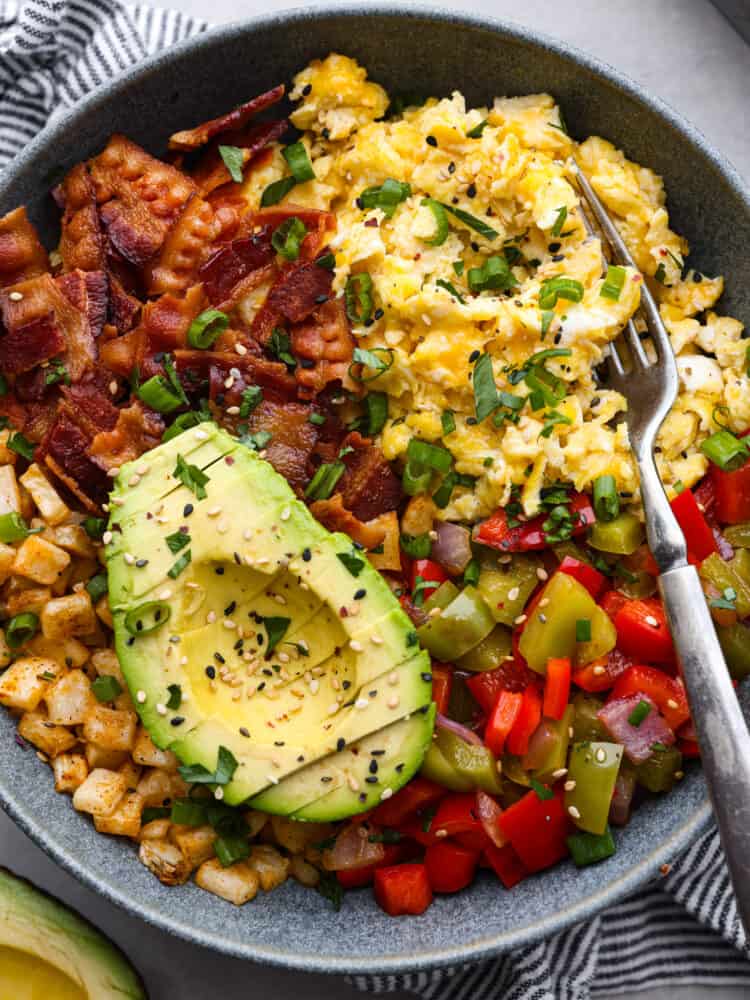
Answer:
[448,161,456,173]
[421,672,433,682]
[354,588,366,600]
[469,349,480,363]
[257,682,266,691]
[183,504,193,517]
[590,396,601,407]
[369,689,377,698]
[466,183,477,198]
[126,637,135,647]
[239,727,250,737]
[321,776,333,783]
[395,763,405,772]
[694,272,703,283]
[224,601,236,616]
[371,749,386,756]
[322,128,330,140]
[205,666,216,679]
[369,759,378,774]
[548,242,561,253]
[170,716,184,726]
[274,740,285,746]
[337,738,346,751]
[374,308,384,320]
[302,83,312,96]
[356,197,364,210]
[466,416,478,426]
[297,755,305,762]
[426,135,437,147]
[215,566,225,575]
[302,548,312,562]
[452,197,459,205]
[359,792,367,801]
[233,552,241,565]
[365,775,378,784]
[214,652,225,664]
[135,558,148,568]
[471,241,479,252]
[553,333,562,344]
[342,680,351,690]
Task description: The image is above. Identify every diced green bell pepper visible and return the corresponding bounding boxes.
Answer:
[717,622,750,680]
[420,740,474,791]
[566,825,616,867]
[723,523,750,549]
[518,572,616,673]
[456,624,513,672]
[588,512,644,555]
[447,671,480,722]
[476,552,541,626]
[417,585,495,660]
[565,741,623,835]
[442,731,503,794]
[528,705,574,784]
[424,580,459,613]
[552,541,591,564]
[501,753,532,788]
[700,550,750,618]
[571,692,608,743]
[634,745,682,793]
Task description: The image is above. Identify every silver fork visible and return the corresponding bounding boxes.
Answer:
[573,163,750,935]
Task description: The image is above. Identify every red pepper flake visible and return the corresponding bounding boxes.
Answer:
[225,456,235,465]
[364,218,379,228]
[339,606,349,618]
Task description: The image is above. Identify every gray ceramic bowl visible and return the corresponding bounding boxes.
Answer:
[1,4,749,976]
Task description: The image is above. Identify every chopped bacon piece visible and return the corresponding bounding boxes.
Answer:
[192,121,288,196]
[52,163,106,272]
[145,194,243,296]
[243,399,318,493]
[253,205,336,260]
[56,270,108,339]
[89,135,196,266]
[291,298,354,399]
[0,207,49,287]
[174,349,296,400]
[38,410,110,510]
[339,432,403,522]
[310,494,387,550]
[89,400,163,471]
[168,85,285,151]
[198,228,275,307]
[0,312,65,376]
[62,382,119,434]
[252,260,333,344]
[108,275,141,334]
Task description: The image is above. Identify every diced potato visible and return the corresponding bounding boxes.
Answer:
[50,562,74,597]
[7,585,51,617]
[132,727,178,771]
[289,855,320,888]
[17,486,34,522]
[94,791,144,838]
[170,825,216,870]
[247,844,289,891]
[195,858,259,904]
[401,495,437,535]
[270,815,332,854]
[138,818,171,842]
[18,710,77,757]
[53,752,89,794]
[113,689,135,713]
[47,524,96,558]
[45,669,92,725]
[12,535,71,585]
[41,591,97,640]
[138,839,191,886]
[136,768,177,808]
[90,648,125,687]
[72,768,128,817]
[367,511,402,572]
[0,432,15,466]
[0,465,20,516]
[27,634,89,668]
[83,704,137,751]
[0,630,10,669]
[95,595,113,629]
[118,759,143,789]
[244,810,268,839]
[18,465,70,525]
[0,542,15,584]
[0,657,62,712]
[84,743,128,770]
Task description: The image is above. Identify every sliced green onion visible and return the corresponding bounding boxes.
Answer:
[348,346,394,383]
[432,471,458,509]
[539,276,584,309]
[441,203,498,241]
[402,461,432,497]
[463,558,480,587]
[44,358,70,387]
[399,533,432,558]
[315,251,336,271]
[539,410,572,438]
[627,699,652,727]
[453,260,465,277]
[178,746,238,786]
[82,516,106,540]
[421,198,449,246]
[283,141,315,182]
[654,262,667,284]
[239,430,272,452]
[305,461,345,501]
[0,512,33,543]
[271,217,308,261]
[142,807,171,824]
[173,454,209,499]
[600,264,626,301]
[593,474,620,522]
[268,328,296,368]
[261,176,297,207]
[345,273,374,325]
[124,600,171,636]
[466,119,489,138]
[337,551,365,577]
[365,392,388,435]
[575,618,592,642]
[239,385,263,419]
[171,798,207,826]
[406,438,452,474]
[168,550,192,579]
[166,683,182,710]
[527,348,573,366]
[529,778,554,801]
[473,353,499,423]
[86,573,108,603]
[567,826,616,867]
[441,410,456,435]
[467,255,517,294]
[187,309,229,350]
[91,675,123,702]
[700,429,749,472]
[540,310,555,339]
[214,834,251,868]
[309,412,326,426]
[162,409,211,443]
[550,206,568,238]
[165,529,190,554]
[6,612,39,648]
[137,374,184,414]
[8,432,34,461]
[435,279,465,303]
[358,178,411,219]
[218,145,244,184]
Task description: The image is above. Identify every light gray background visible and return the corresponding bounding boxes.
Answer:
[2,1,749,998]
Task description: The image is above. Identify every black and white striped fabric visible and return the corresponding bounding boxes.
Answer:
[1,2,749,995]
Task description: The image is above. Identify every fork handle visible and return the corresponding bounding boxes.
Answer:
[659,564,750,931]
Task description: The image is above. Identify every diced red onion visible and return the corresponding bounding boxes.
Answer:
[475,790,508,848]
[436,711,483,745]
[432,521,472,576]
[609,768,636,826]
[713,527,733,562]
[321,823,385,871]
[521,719,560,772]
[597,693,675,764]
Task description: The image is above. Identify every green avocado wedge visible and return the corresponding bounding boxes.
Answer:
[0,868,146,999]
[107,424,434,816]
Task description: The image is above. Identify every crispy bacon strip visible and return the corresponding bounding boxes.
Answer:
[0,274,95,381]
[339,432,403,522]
[89,399,164,470]
[0,207,49,287]
[168,85,285,151]
[253,205,335,261]
[56,270,108,339]
[243,399,319,493]
[252,260,333,344]
[108,275,141,334]
[0,312,65,376]
[174,348,296,399]
[192,121,288,196]
[310,494,387,550]
[53,163,106,272]
[291,298,354,399]
[62,382,119,436]
[198,227,275,306]
[38,410,110,511]
[89,135,196,266]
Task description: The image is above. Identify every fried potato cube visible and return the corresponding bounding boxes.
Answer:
[195,858,259,905]
[270,815,331,855]
[90,648,126,687]
[0,631,10,669]
[18,710,77,757]
[95,595,113,629]
[94,790,144,838]
[118,759,143,789]
[0,656,62,711]
[46,524,96,558]
[289,855,320,888]
[366,511,402,572]
[170,824,216,870]
[27,634,89,668]
[41,591,97,640]
[247,845,290,892]
[84,744,128,771]
[132,726,178,771]
[45,669,92,725]
[138,818,171,842]
[138,839,191,886]
[0,466,20,516]
[83,704,137,751]
[136,767,178,808]
[244,810,268,839]
[72,768,128,817]
[0,542,15,585]
[11,535,70,586]
[7,585,51,617]
[18,464,70,525]
[53,752,89,793]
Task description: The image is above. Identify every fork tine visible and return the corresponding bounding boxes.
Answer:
[607,340,626,378]
[572,163,638,270]
[624,319,650,368]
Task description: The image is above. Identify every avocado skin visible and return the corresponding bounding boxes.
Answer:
[0,867,146,998]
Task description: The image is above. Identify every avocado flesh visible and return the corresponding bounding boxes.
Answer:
[109,424,433,812]
[0,869,145,999]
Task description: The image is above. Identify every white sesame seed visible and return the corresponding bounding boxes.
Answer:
[564,779,576,791]
[207,506,222,517]
[207,611,217,624]
[214,787,224,800]
[435,829,448,839]
[380,787,394,801]
[370,633,383,645]
[595,747,607,763]
[158,588,172,600]
[387,695,400,709]
[217,520,229,534]
[107,467,120,478]
[235,342,248,355]
[280,506,291,521]
[538,598,550,608]
[136,690,146,703]
[180,656,188,666]
[123,553,135,566]
[108,380,118,395]
[328,703,339,715]
[593,665,606,676]
[421,313,432,326]
[128,474,140,488]
[387,671,399,686]
[568,805,581,819]
[514,614,527,626]
[499,554,512,564]
[243,528,252,540]
[552,768,567,779]
[508,586,520,601]
[350,640,363,652]
[354,698,369,710]
[667,698,679,710]
[223,619,236,630]
[536,567,549,581]
[348,775,360,792]
[309,679,320,694]
[273,593,287,606]
[185,581,200,590]
[278,652,290,664]
[102,531,113,544]
[156,703,167,716]
[8,291,23,301]
[194,430,208,441]
[645,615,659,627]
[266,773,279,785]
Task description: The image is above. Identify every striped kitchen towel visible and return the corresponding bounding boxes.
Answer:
[1,1,750,996]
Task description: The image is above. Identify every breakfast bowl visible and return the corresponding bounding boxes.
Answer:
[0,4,748,976]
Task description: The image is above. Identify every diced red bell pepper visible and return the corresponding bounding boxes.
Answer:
[543,657,571,720]
[431,793,483,838]
[680,739,701,758]
[374,864,433,916]
[484,689,523,756]
[396,819,442,848]
[431,662,453,715]
[476,493,596,552]
[572,647,635,692]
[506,685,543,756]
[371,777,445,827]
[498,789,570,873]
[610,665,690,730]
[465,661,534,714]
[335,844,406,888]
[670,488,718,562]
[710,458,750,525]
[483,842,528,889]
[600,590,629,621]
[425,841,479,893]
[454,828,494,852]
[614,597,675,664]
[558,556,606,599]
[410,558,448,602]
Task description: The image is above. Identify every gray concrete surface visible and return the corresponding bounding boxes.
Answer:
[2,1,749,997]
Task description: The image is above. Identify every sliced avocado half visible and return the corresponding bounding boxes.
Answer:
[108,424,433,815]
[0,868,146,999]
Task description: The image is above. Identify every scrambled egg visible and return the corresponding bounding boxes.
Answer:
[262,55,747,520]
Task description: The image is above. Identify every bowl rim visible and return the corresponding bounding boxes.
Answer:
[0,1,745,974]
